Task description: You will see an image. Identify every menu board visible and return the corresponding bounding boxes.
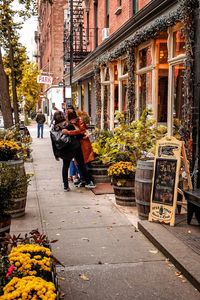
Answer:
[149,136,183,226]
[152,158,177,206]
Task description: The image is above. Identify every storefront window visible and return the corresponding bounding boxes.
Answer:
[138,72,152,114]
[81,84,84,111]
[173,64,185,121]
[158,69,168,122]
[122,81,127,113]
[159,43,168,64]
[173,30,185,57]
[139,45,152,68]
[88,81,92,116]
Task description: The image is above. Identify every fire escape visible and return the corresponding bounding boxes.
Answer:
[64,0,90,78]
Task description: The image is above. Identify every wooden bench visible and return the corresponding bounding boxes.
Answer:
[184,189,200,225]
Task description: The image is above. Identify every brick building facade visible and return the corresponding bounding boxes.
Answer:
[37,0,66,85]
[63,0,200,187]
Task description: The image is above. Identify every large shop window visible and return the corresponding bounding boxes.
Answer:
[138,72,152,113]
[136,23,186,133]
[172,64,185,121]
[137,43,153,116]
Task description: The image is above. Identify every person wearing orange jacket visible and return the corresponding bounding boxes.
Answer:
[62,110,95,188]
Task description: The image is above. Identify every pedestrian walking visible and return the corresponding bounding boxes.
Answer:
[50,111,95,191]
[36,109,46,138]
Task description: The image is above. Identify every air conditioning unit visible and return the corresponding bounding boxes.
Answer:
[102,28,109,40]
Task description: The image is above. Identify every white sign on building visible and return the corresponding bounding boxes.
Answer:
[37,75,53,85]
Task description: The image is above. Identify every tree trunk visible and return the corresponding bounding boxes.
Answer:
[7,22,19,125]
[0,47,13,128]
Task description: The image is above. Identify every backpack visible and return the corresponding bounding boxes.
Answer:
[50,128,71,150]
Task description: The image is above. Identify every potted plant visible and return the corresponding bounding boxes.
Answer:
[0,230,60,298]
[0,164,16,240]
[0,163,31,220]
[0,125,32,162]
[106,109,167,207]
[90,130,114,183]
[108,161,136,206]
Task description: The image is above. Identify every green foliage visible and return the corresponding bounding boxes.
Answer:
[0,163,31,214]
[17,62,40,114]
[91,129,114,164]
[92,109,167,166]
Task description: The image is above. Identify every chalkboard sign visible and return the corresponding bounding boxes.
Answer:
[152,158,177,206]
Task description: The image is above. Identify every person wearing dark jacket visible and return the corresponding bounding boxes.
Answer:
[36,109,46,138]
[50,111,94,191]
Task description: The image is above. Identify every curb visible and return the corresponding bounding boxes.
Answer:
[138,220,200,292]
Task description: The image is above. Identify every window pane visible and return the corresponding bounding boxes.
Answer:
[159,43,168,64]
[122,80,128,112]
[173,30,185,57]
[138,72,152,114]
[158,69,168,122]
[173,64,185,122]
[139,45,152,69]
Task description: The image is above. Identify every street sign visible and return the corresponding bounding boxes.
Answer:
[37,75,53,85]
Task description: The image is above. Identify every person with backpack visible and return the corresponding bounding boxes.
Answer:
[50,111,95,191]
[63,110,95,188]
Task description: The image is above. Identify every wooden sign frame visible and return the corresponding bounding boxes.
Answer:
[149,136,189,226]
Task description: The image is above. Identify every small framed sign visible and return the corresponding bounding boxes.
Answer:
[152,158,177,207]
[149,136,183,226]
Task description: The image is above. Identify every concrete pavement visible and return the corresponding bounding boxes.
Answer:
[11,123,200,299]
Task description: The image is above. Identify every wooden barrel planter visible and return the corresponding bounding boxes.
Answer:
[6,189,27,218]
[112,176,135,206]
[88,164,110,184]
[3,160,27,218]
[0,214,11,242]
[135,159,154,220]
[3,160,26,176]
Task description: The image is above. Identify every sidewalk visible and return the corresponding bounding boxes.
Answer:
[11,124,199,299]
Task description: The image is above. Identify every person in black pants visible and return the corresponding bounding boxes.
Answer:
[50,111,93,191]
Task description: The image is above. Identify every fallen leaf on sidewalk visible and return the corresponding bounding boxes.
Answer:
[60,293,65,298]
[175,271,182,277]
[149,249,158,254]
[96,210,101,213]
[79,274,90,281]
[82,237,90,242]
[58,277,66,281]
[83,207,90,209]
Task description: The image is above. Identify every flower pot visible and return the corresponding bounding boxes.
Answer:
[0,214,11,241]
[112,175,135,206]
[2,160,26,176]
[135,159,154,220]
[2,160,27,218]
[6,192,27,218]
[88,164,110,183]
